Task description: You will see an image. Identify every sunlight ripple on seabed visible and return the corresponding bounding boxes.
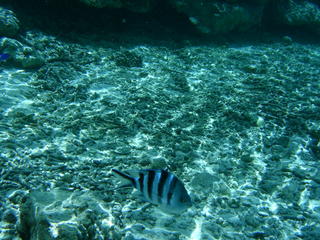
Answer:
[189,217,203,240]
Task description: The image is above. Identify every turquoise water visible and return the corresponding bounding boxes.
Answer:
[1,8,320,240]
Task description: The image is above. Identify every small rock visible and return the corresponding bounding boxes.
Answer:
[2,209,18,224]
[282,35,293,45]
[0,37,44,69]
[112,50,143,68]
[0,7,20,37]
[15,46,45,69]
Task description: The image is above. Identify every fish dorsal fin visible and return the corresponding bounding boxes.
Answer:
[122,169,141,178]
[112,169,137,188]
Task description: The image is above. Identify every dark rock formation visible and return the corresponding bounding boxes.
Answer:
[3,0,320,36]
[168,0,268,34]
[273,0,320,35]
[0,37,44,69]
[80,0,157,12]
[0,7,20,37]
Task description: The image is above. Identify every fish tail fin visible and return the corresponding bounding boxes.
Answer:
[112,169,137,188]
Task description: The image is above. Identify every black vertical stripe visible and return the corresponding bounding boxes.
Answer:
[147,170,155,200]
[157,170,169,203]
[167,176,178,205]
[138,173,144,192]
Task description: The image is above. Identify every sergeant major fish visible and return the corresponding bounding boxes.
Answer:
[112,168,192,214]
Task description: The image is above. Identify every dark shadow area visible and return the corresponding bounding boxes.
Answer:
[1,0,204,46]
[1,0,319,47]
[261,0,320,45]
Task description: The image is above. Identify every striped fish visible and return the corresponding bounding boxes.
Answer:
[112,168,192,214]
